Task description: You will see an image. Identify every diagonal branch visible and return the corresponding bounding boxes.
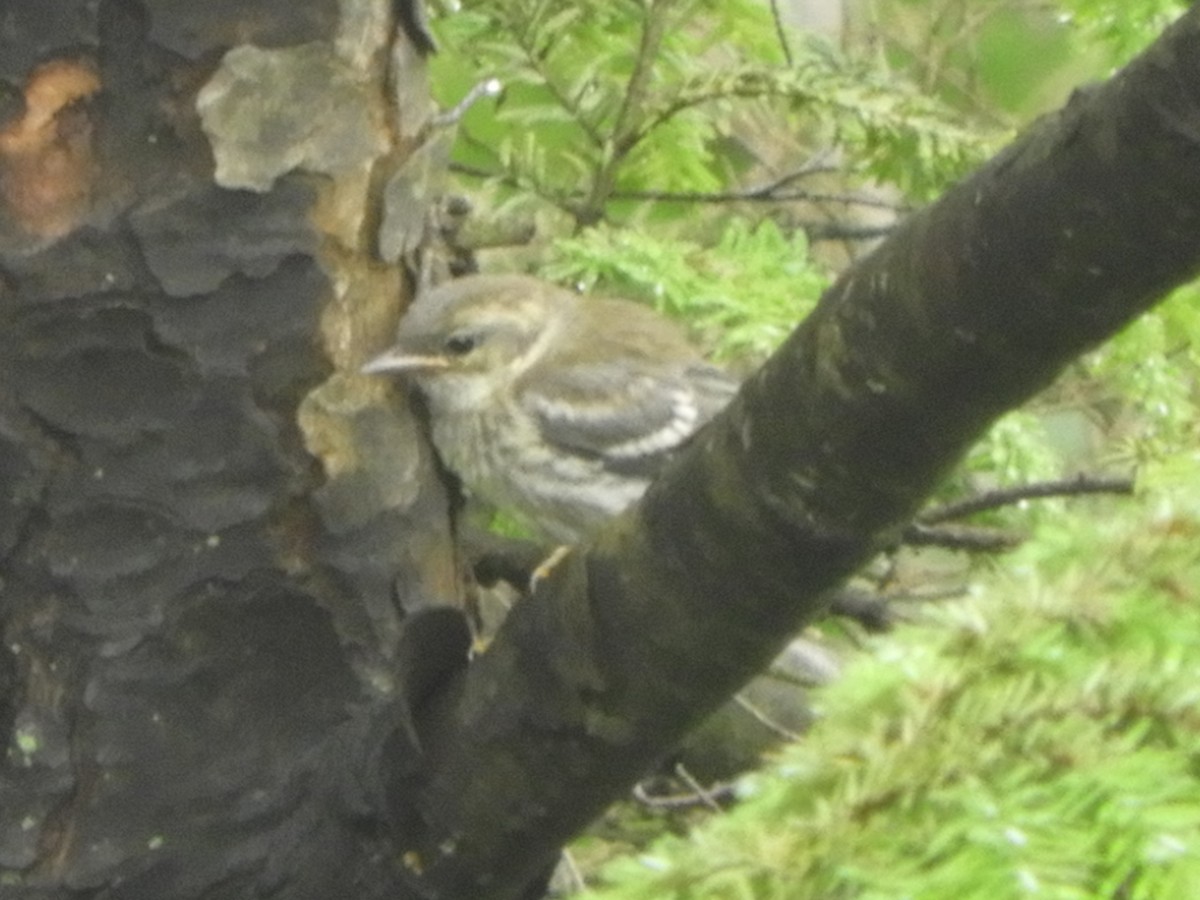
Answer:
[392,10,1200,899]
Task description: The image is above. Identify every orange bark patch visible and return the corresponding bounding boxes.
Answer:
[0,58,102,240]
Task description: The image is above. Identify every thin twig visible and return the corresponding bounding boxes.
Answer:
[901,522,1023,552]
[610,184,906,210]
[449,157,908,234]
[732,694,804,742]
[632,774,736,811]
[918,474,1136,526]
[803,221,897,241]
[827,585,969,633]
[769,0,794,66]
[431,78,502,128]
[555,850,586,893]
[510,4,606,147]
[575,0,681,225]
[673,763,726,812]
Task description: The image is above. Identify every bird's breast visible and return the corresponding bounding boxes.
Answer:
[429,403,648,542]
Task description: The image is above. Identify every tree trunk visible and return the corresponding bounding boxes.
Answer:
[1,1,465,897]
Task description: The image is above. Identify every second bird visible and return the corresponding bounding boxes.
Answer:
[362,274,738,543]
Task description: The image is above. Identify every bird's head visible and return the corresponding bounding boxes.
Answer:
[362,274,571,411]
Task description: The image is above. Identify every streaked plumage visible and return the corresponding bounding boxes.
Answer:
[363,274,737,542]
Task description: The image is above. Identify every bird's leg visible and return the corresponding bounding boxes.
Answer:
[529,544,573,595]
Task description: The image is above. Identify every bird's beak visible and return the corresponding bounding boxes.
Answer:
[360,347,451,375]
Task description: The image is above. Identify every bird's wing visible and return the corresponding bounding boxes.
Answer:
[518,360,737,477]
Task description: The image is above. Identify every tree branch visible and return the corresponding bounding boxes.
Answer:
[394,10,1200,898]
[918,474,1136,525]
[575,0,681,226]
[768,0,794,67]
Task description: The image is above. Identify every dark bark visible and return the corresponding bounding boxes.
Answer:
[0,1,467,898]
[394,10,1200,898]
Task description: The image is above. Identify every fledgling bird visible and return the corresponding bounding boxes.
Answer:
[362,273,738,543]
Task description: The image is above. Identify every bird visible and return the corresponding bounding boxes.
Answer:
[362,273,738,543]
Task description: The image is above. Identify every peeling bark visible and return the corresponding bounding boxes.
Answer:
[1,2,463,897]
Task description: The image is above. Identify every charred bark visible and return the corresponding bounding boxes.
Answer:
[1,1,466,898]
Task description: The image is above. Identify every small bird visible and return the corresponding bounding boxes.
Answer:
[362,274,738,543]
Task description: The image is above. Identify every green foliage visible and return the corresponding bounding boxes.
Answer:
[972,9,1076,114]
[1056,0,1190,65]
[628,60,992,202]
[426,0,1200,538]
[428,0,996,225]
[422,5,1200,897]
[962,410,1062,488]
[581,459,1200,899]
[954,283,1200,503]
[869,2,1187,121]
[874,3,1080,119]
[1082,284,1200,466]
[543,219,828,362]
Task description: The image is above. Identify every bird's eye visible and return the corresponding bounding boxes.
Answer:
[444,333,478,356]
